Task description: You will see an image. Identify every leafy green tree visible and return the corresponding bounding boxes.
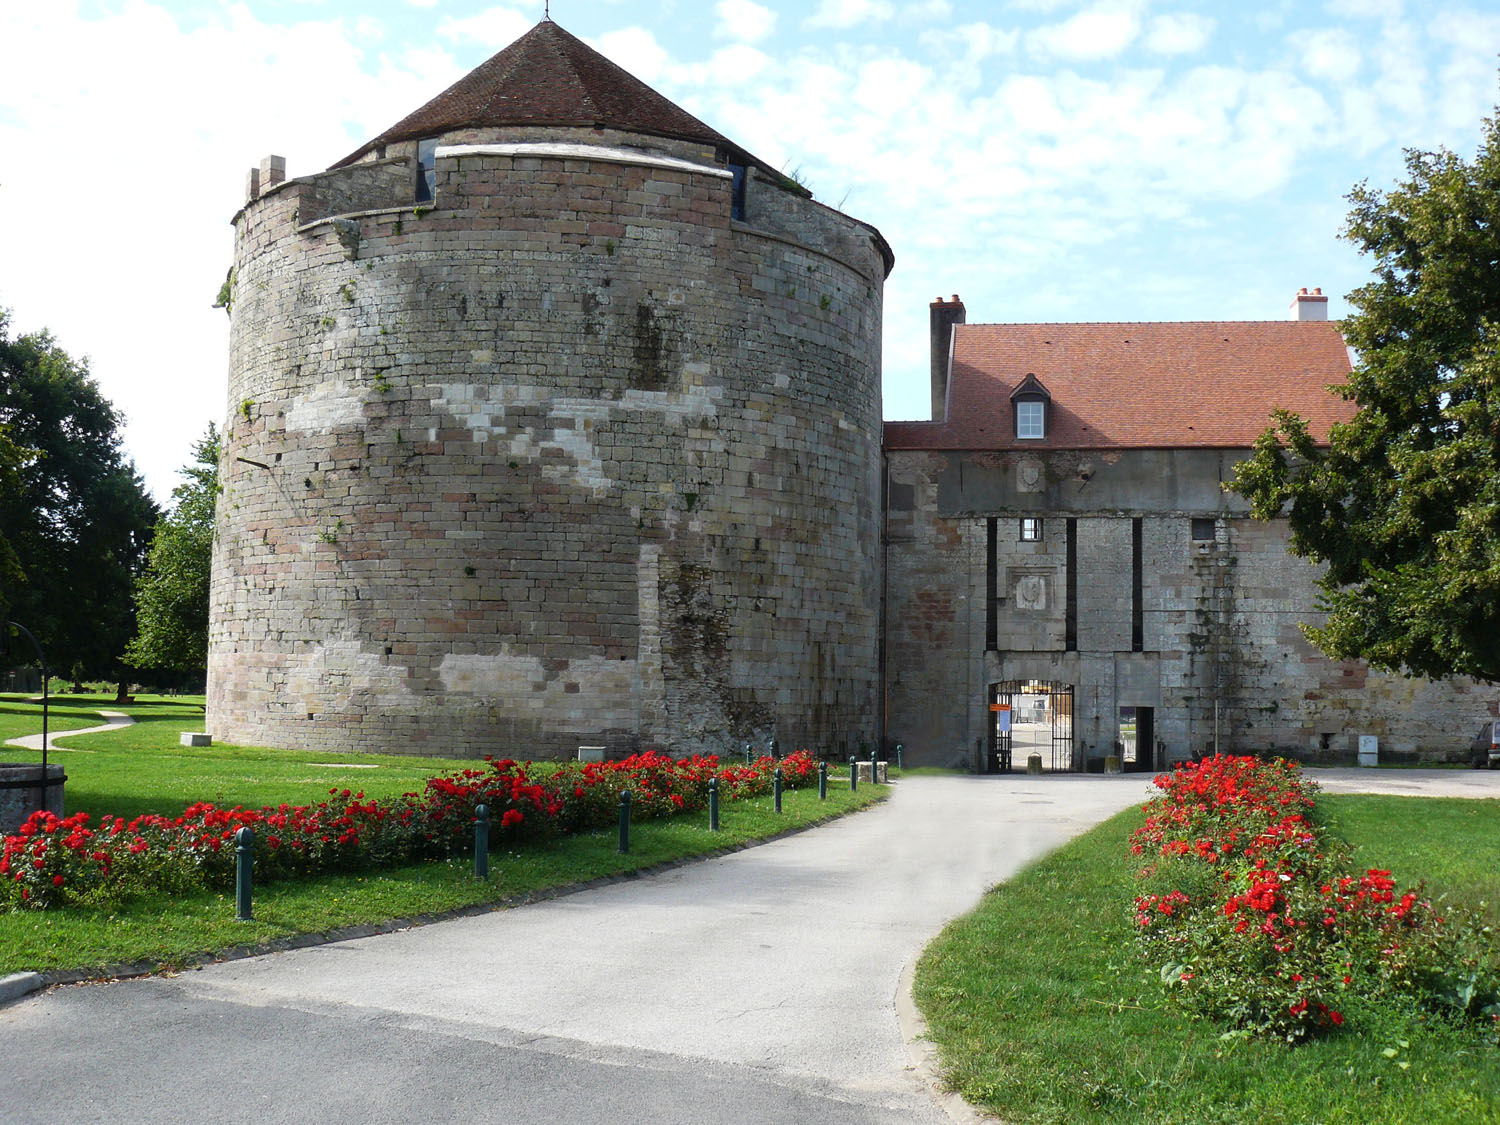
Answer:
[0,308,159,693]
[1232,110,1500,683]
[126,424,219,676]
[0,422,30,623]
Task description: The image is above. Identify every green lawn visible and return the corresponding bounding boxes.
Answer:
[914,795,1500,1124]
[0,693,497,819]
[0,693,886,974]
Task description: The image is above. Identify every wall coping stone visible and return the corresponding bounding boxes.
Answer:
[436,142,733,179]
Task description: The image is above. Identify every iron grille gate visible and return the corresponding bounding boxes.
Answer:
[988,680,1076,773]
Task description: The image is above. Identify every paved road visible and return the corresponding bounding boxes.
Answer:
[0,775,1159,1124]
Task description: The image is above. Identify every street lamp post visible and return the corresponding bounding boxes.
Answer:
[5,622,49,778]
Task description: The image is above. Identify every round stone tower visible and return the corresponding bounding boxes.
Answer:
[209,19,893,758]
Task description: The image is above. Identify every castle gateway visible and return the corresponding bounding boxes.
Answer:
[209,19,1487,765]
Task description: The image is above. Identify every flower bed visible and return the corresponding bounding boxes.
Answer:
[0,750,819,911]
[1132,755,1500,1041]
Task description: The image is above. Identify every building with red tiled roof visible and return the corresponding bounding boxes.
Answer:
[881,292,1483,772]
[886,316,1355,452]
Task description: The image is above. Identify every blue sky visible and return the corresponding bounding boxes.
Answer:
[2,0,1497,500]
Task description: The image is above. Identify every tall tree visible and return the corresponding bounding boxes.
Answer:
[1231,109,1500,683]
[0,422,29,623]
[0,308,159,692]
[126,424,219,676]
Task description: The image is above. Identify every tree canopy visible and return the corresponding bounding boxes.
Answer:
[0,421,30,623]
[0,309,158,684]
[126,424,219,676]
[1231,109,1500,684]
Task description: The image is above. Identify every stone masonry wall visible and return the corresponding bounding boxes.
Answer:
[210,138,886,758]
[884,448,1491,767]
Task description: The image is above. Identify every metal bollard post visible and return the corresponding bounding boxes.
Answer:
[474,803,490,880]
[769,738,778,760]
[774,767,783,813]
[871,748,879,786]
[818,760,828,800]
[896,743,903,770]
[709,777,720,832]
[618,790,631,853]
[235,826,254,922]
[743,742,752,765]
[849,755,858,792]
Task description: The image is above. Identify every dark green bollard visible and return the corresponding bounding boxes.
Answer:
[709,776,720,832]
[896,743,904,770]
[871,748,879,786]
[618,790,631,853]
[773,767,783,813]
[849,755,857,792]
[235,826,254,922]
[743,742,752,765]
[818,760,828,800]
[474,803,490,880]
[769,738,778,760]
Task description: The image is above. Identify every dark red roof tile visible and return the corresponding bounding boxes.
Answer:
[885,320,1354,451]
[334,20,746,169]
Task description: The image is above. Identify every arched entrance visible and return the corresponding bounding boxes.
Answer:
[988,680,1075,773]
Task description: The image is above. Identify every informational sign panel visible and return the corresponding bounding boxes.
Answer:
[991,703,1012,733]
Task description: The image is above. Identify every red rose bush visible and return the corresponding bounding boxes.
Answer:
[1,750,819,911]
[1132,755,1500,1041]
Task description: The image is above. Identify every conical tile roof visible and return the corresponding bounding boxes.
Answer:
[332,19,749,169]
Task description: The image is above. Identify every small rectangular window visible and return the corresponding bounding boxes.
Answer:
[1016,400,1044,439]
[416,138,438,203]
[1019,517,1043,542]
[730,164,747,221]
[1190,518,1216,542]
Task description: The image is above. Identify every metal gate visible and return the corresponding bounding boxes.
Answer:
[988,680,1076,773]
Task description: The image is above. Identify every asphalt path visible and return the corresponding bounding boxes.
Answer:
[0,774,1160,1124]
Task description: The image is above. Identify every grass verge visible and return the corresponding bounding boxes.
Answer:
[914,794,1500,1124]
[0,715,886,976]
[0,693,507,819]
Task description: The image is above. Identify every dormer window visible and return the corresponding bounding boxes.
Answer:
[1010,372,1051,441]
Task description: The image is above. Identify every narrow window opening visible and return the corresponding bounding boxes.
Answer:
[1190,517,1216,542]
[985,517,998,651]
[1065,518,1077,652]
[416,138,438,203]
[1019,517,1043,542]
[730,164,748,221]
[1131,517,1144,652]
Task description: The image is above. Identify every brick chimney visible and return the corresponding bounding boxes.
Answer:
[930,294,966,421]
[1289,287,1328,321]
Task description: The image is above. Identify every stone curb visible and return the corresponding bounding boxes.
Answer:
[897,956,1002,1125]
[7,791,891,994]
[0,971,46,1008]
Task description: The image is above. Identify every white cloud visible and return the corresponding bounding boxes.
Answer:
[715,0,777,43]
[592,27,669,82]
[805,0,896,30]
[0,2,459,500]
[1324,0,1405,19]
[1296,28,1360,83]
[1027,1,1142,61]
[435,5,531,48]
[1144,12,1213,55]
[903,0,953,18]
